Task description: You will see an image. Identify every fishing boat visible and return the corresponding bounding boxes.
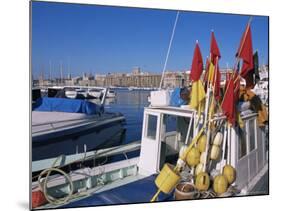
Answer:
[31,90,268,209]
[32,89,126,161]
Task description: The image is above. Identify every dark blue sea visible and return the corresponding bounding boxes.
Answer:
[91,89,150,144]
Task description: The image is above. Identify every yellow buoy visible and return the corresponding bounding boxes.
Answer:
[223,165,236,184]
[195,163,204,176]
[213,132,223,146]
[210,145,220,160]
[198,135,207,153]
[200,152,207,164]
[213,174,228,195]
[155,163,181,194]
[186,147,200,167]
[195,172,210,191]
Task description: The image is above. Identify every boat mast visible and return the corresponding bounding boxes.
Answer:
[60,61,63,85]
[49,60,52,83]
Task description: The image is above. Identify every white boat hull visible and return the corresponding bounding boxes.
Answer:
[32,111,126,161]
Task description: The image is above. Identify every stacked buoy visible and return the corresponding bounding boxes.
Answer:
[193,134,206,176]
[210,132,223,160]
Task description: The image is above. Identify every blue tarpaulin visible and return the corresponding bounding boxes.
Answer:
[170,88,187,107]
[33,97,100,115]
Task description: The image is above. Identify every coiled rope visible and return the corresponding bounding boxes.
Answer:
[37,155,89,206]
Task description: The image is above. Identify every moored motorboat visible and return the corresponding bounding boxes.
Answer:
[106,89,116,98]
[88,88,104,99]
[32,90,126,161]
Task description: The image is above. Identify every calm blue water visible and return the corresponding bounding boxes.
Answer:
[96,89,150,144]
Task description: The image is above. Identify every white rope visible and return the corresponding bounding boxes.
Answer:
[159,11,180,89]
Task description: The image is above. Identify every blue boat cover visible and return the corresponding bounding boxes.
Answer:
[170,88,187,107]
[33,97,100,115]
[61,175,174,208]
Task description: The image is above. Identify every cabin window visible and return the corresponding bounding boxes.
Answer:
[159,114,192,169]
[238,127,247,159]
[249,119,257,151]
[146,114,158,140]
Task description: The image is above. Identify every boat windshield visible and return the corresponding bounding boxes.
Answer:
[159,114,193,169]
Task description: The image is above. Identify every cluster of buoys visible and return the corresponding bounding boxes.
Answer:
[191,132,237,196]
[151,129,237,202]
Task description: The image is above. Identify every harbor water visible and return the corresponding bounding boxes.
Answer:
[90,89,151,144]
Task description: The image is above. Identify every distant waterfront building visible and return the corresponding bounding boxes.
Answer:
[163,71,186,88]
[132,67,141,75]
[33,65,256,88]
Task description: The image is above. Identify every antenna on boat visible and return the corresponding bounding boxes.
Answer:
[159,11,180,89]
[49,60,52,81]
[60,61,63,85]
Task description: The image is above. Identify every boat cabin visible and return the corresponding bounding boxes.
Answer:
[138,106,268,191]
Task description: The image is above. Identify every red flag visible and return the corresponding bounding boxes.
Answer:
[225,71,231,91]
[221,78,236,125]
[236,25,254,78]
[210,31,221,64]
[190,42,203,81]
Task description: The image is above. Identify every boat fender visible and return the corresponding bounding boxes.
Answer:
[213,174,228,195]
[213,132,223,146]
[195,172,210,191]
[186,147,200,167]
[210,145,220,160]
[32,190,47,208]
[223,165,236,184]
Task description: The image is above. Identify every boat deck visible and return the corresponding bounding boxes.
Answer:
[60,175,174,208]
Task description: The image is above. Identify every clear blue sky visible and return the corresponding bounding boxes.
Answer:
[31,1,269,79]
